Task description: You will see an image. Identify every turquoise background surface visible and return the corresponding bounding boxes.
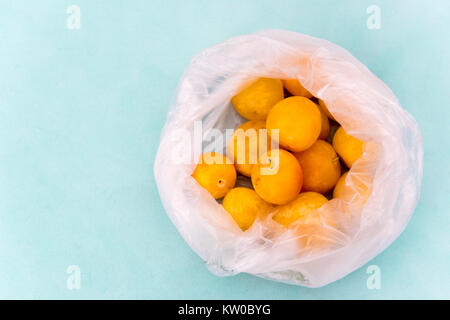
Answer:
[0,0,448,299]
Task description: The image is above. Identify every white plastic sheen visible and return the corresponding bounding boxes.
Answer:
[154,30,423,287]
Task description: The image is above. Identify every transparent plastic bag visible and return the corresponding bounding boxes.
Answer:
[154,30,423,287]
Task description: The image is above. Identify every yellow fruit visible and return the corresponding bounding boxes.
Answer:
[251,149,303,205]
[333,172,348,199]
[333,171,371,203]
[282,79,313,98]
[222,187,273,231]
[318,99,335,120]
[273,192,336,249]
[332,127,364,168]
[231,78,284,120]
[227,120,271,177]
[273,192,328,228]
[293,140,341,194]
[266,96,322,152]
[192,152,236,199]
[319,107,330,140]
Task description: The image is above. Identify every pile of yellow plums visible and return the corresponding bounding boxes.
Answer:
[192,78,364,237]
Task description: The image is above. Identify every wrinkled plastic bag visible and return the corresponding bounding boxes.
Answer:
[154,30,423,287]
